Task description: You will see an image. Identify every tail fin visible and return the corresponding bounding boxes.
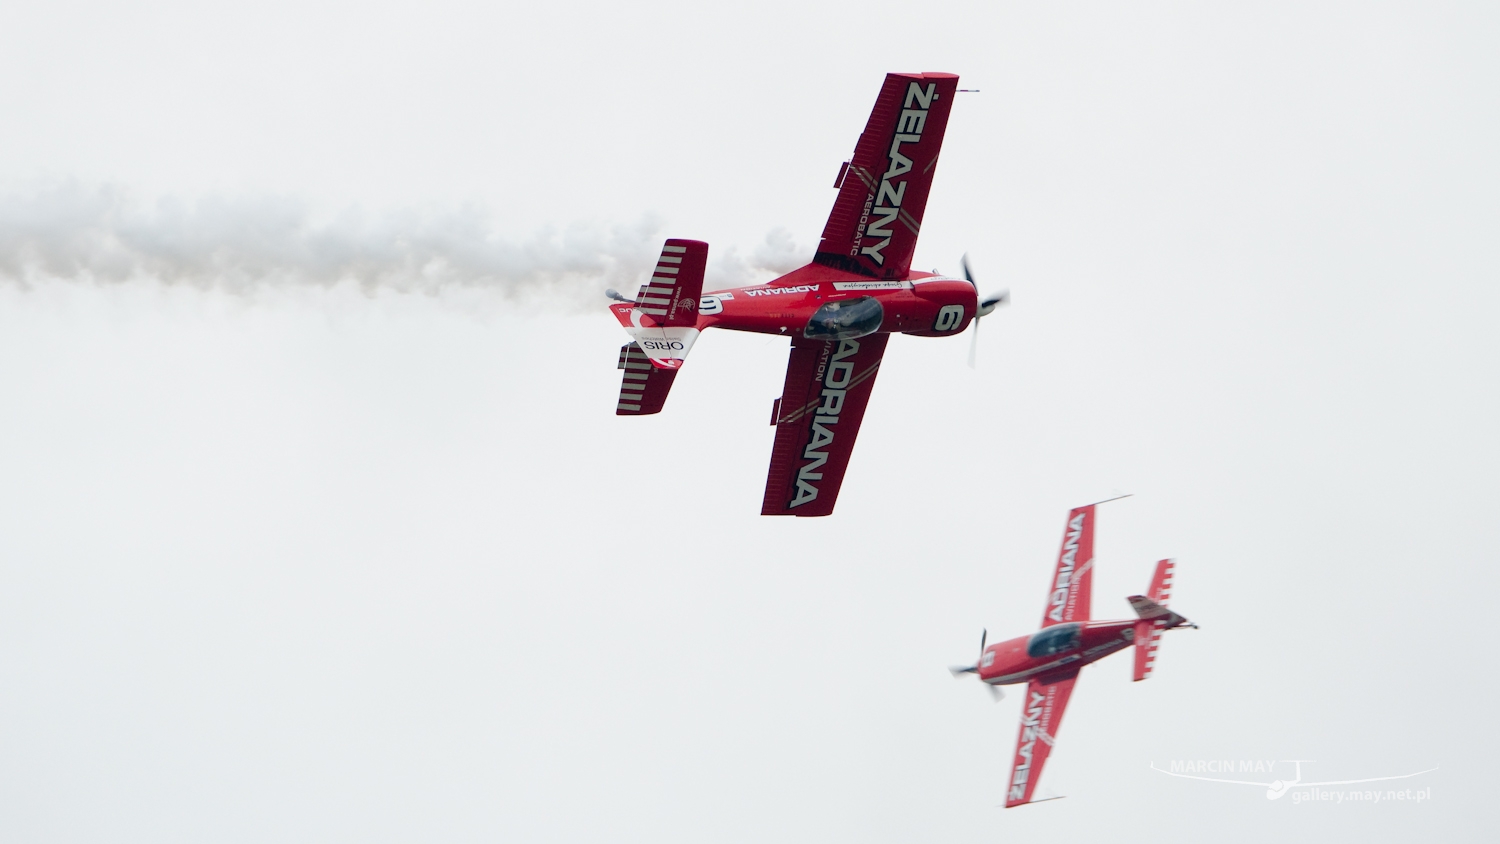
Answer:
[1129,559,1187,681]
[608,239,708,371]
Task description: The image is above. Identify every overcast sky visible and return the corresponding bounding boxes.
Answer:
[1,2,1497,841]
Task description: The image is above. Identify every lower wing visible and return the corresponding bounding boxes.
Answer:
[1005,668,1080,808]
[760,333,889,517]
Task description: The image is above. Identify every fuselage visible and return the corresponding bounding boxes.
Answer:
[611,263,980,342]
[978,620,1141,686]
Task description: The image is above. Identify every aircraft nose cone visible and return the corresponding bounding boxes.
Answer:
[1266,780,1289,799]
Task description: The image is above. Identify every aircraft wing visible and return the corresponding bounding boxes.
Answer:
[1005,668,1080,808]
[813,72,960,279]
[1040,505,1097,629]
[760,334,889,516]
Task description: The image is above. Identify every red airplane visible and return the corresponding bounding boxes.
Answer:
[949,501,1197,807]
[608,71,1007,516]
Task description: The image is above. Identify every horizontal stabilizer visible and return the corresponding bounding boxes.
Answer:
[1145,556,1174,604]
[634,239,707,328]
[616,342,678,415]
[1131,559,1187,681]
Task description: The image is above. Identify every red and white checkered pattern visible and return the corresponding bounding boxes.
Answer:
[1133,559,1175,681]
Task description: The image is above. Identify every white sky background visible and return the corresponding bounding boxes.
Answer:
[1,1,1497,841]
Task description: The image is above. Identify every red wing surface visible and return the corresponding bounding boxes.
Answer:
[1005,669,1080,808]
[1039,505,1096,629]
[761,334,889,517]
[813,72,960,279]
[615,342,678,415]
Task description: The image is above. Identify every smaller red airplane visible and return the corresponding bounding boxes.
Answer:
[950,500,1197,808]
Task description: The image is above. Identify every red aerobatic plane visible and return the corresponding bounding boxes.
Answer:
[607,72,1006,516]
[950,502,1197,807]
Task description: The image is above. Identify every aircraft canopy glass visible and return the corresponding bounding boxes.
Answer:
[803,296,884,340]
[1027,623,1082,658]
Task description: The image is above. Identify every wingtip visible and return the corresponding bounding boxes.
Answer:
[1001,795,1067,809]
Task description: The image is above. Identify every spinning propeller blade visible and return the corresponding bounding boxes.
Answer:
[958,255,1008,368]
[952,628,998,700]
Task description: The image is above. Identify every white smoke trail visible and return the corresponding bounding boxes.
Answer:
[0,182,810,309]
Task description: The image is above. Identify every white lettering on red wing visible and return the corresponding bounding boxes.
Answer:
[1009,690,1047,802]
[1047,513,1087,623]
[860,82,936,266]
[788,339,861,508]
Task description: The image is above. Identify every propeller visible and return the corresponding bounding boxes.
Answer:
[949,628,1004,701]
[960,254,1009,368]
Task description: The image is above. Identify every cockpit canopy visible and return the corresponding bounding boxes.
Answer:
[803,296,884,340]
[1026,623,1082,658]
